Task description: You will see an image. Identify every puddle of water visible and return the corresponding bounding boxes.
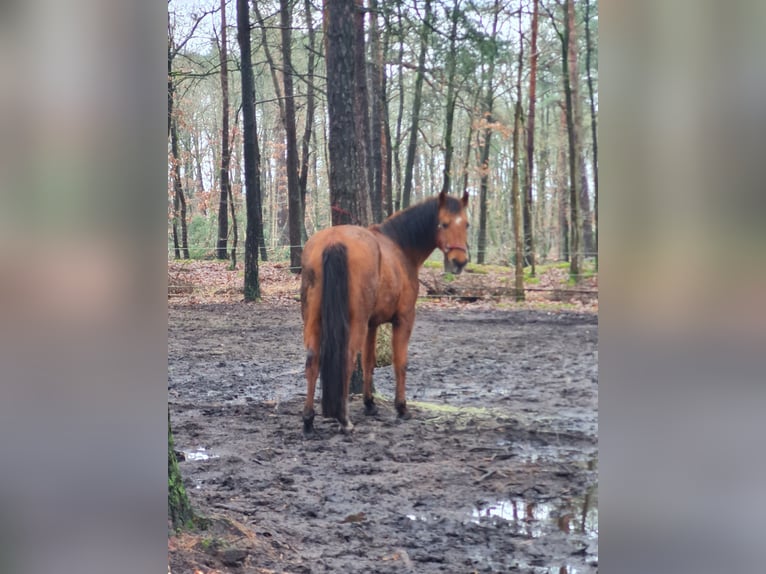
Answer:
[182,447,219,462]
[469,485,598,540]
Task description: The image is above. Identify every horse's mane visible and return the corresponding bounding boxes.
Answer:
[378,196,463,253]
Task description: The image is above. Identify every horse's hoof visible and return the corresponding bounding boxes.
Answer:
[396,408,412,421]
[364,401,379,416]
[339,420,355,434]
[303,413,316,437]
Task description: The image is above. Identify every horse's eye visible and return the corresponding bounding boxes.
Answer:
[439,222,449,229]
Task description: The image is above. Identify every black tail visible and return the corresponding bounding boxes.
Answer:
[320,244,349,420]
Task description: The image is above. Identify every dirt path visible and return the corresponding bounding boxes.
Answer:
[169,302,598,573]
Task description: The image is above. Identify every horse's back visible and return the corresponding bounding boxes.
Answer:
[302,226,381,317]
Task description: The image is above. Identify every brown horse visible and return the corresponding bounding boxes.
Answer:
[300,190,470,435]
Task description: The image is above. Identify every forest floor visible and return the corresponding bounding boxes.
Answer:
[168,260,598,573]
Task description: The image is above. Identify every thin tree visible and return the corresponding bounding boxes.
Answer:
[325,0,360,225]
[299,0,318,238]
[585,0,598,270]
[439,0,462,199]
[439,0,463,269]
[522,0,539,273]
[568,1,593,258]
[353,0,373,225]
[392,1,406,211]
[279,0,303,271]
[369,0,386,222]
[401,0,432,209]
[171,117,190,259]
[380,3,394,217]
[238,0,263,300]
[563,0,582,278]
[546,0,581,277]
[476,0,500,265]
[511,6,524,300]
[216,0,231,260]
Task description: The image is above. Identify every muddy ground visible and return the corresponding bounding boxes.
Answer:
[168,302,598,573]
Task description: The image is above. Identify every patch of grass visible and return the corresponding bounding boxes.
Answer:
[411,401,489,415]
[464,262,489,275]
[422,260,442,270]
[443,272,456,282]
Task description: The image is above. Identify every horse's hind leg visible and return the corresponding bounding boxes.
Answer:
[302,316,320,436]
[362,325,379,416]
[339,321,367,433]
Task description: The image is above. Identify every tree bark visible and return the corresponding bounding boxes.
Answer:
[216,0,231,260]
[325,0,359,226]
[523,0,539,273]
[279,0,304,271]
[401,0,432,209]
[238,0,262,300]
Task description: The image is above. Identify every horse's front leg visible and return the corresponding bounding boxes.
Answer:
[392,316,414,420]
[362,325,379,416]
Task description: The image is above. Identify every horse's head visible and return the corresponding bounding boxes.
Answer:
[436,190,470,274]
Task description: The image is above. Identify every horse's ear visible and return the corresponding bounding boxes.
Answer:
[438,190,446,207]
[461,190,469,207]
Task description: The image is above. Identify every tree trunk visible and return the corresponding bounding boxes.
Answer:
[523,0,539,273]
[193,130,206,215]
[168,413,194,530]
[567,2,593,259]
[216,0,231,260]
[512,9,524,300]
[230,166,238,268]
[557,106,569,261]
[476,1,500,265]
[171,118,190,259]
[369,0,385,222]
[562,0,581,277]
[252,2,286,126]
[325,0,359,226]
[401,0,432,209]
[168,33,181,259]
[440,0,461,198]
[352,0,372,226]
[279,0,304,271]
[585,0,598,270]
[238,0,262,300]
[299,0,317,240]
[392,2,405,212]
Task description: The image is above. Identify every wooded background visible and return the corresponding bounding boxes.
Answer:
[168,0,597,297]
